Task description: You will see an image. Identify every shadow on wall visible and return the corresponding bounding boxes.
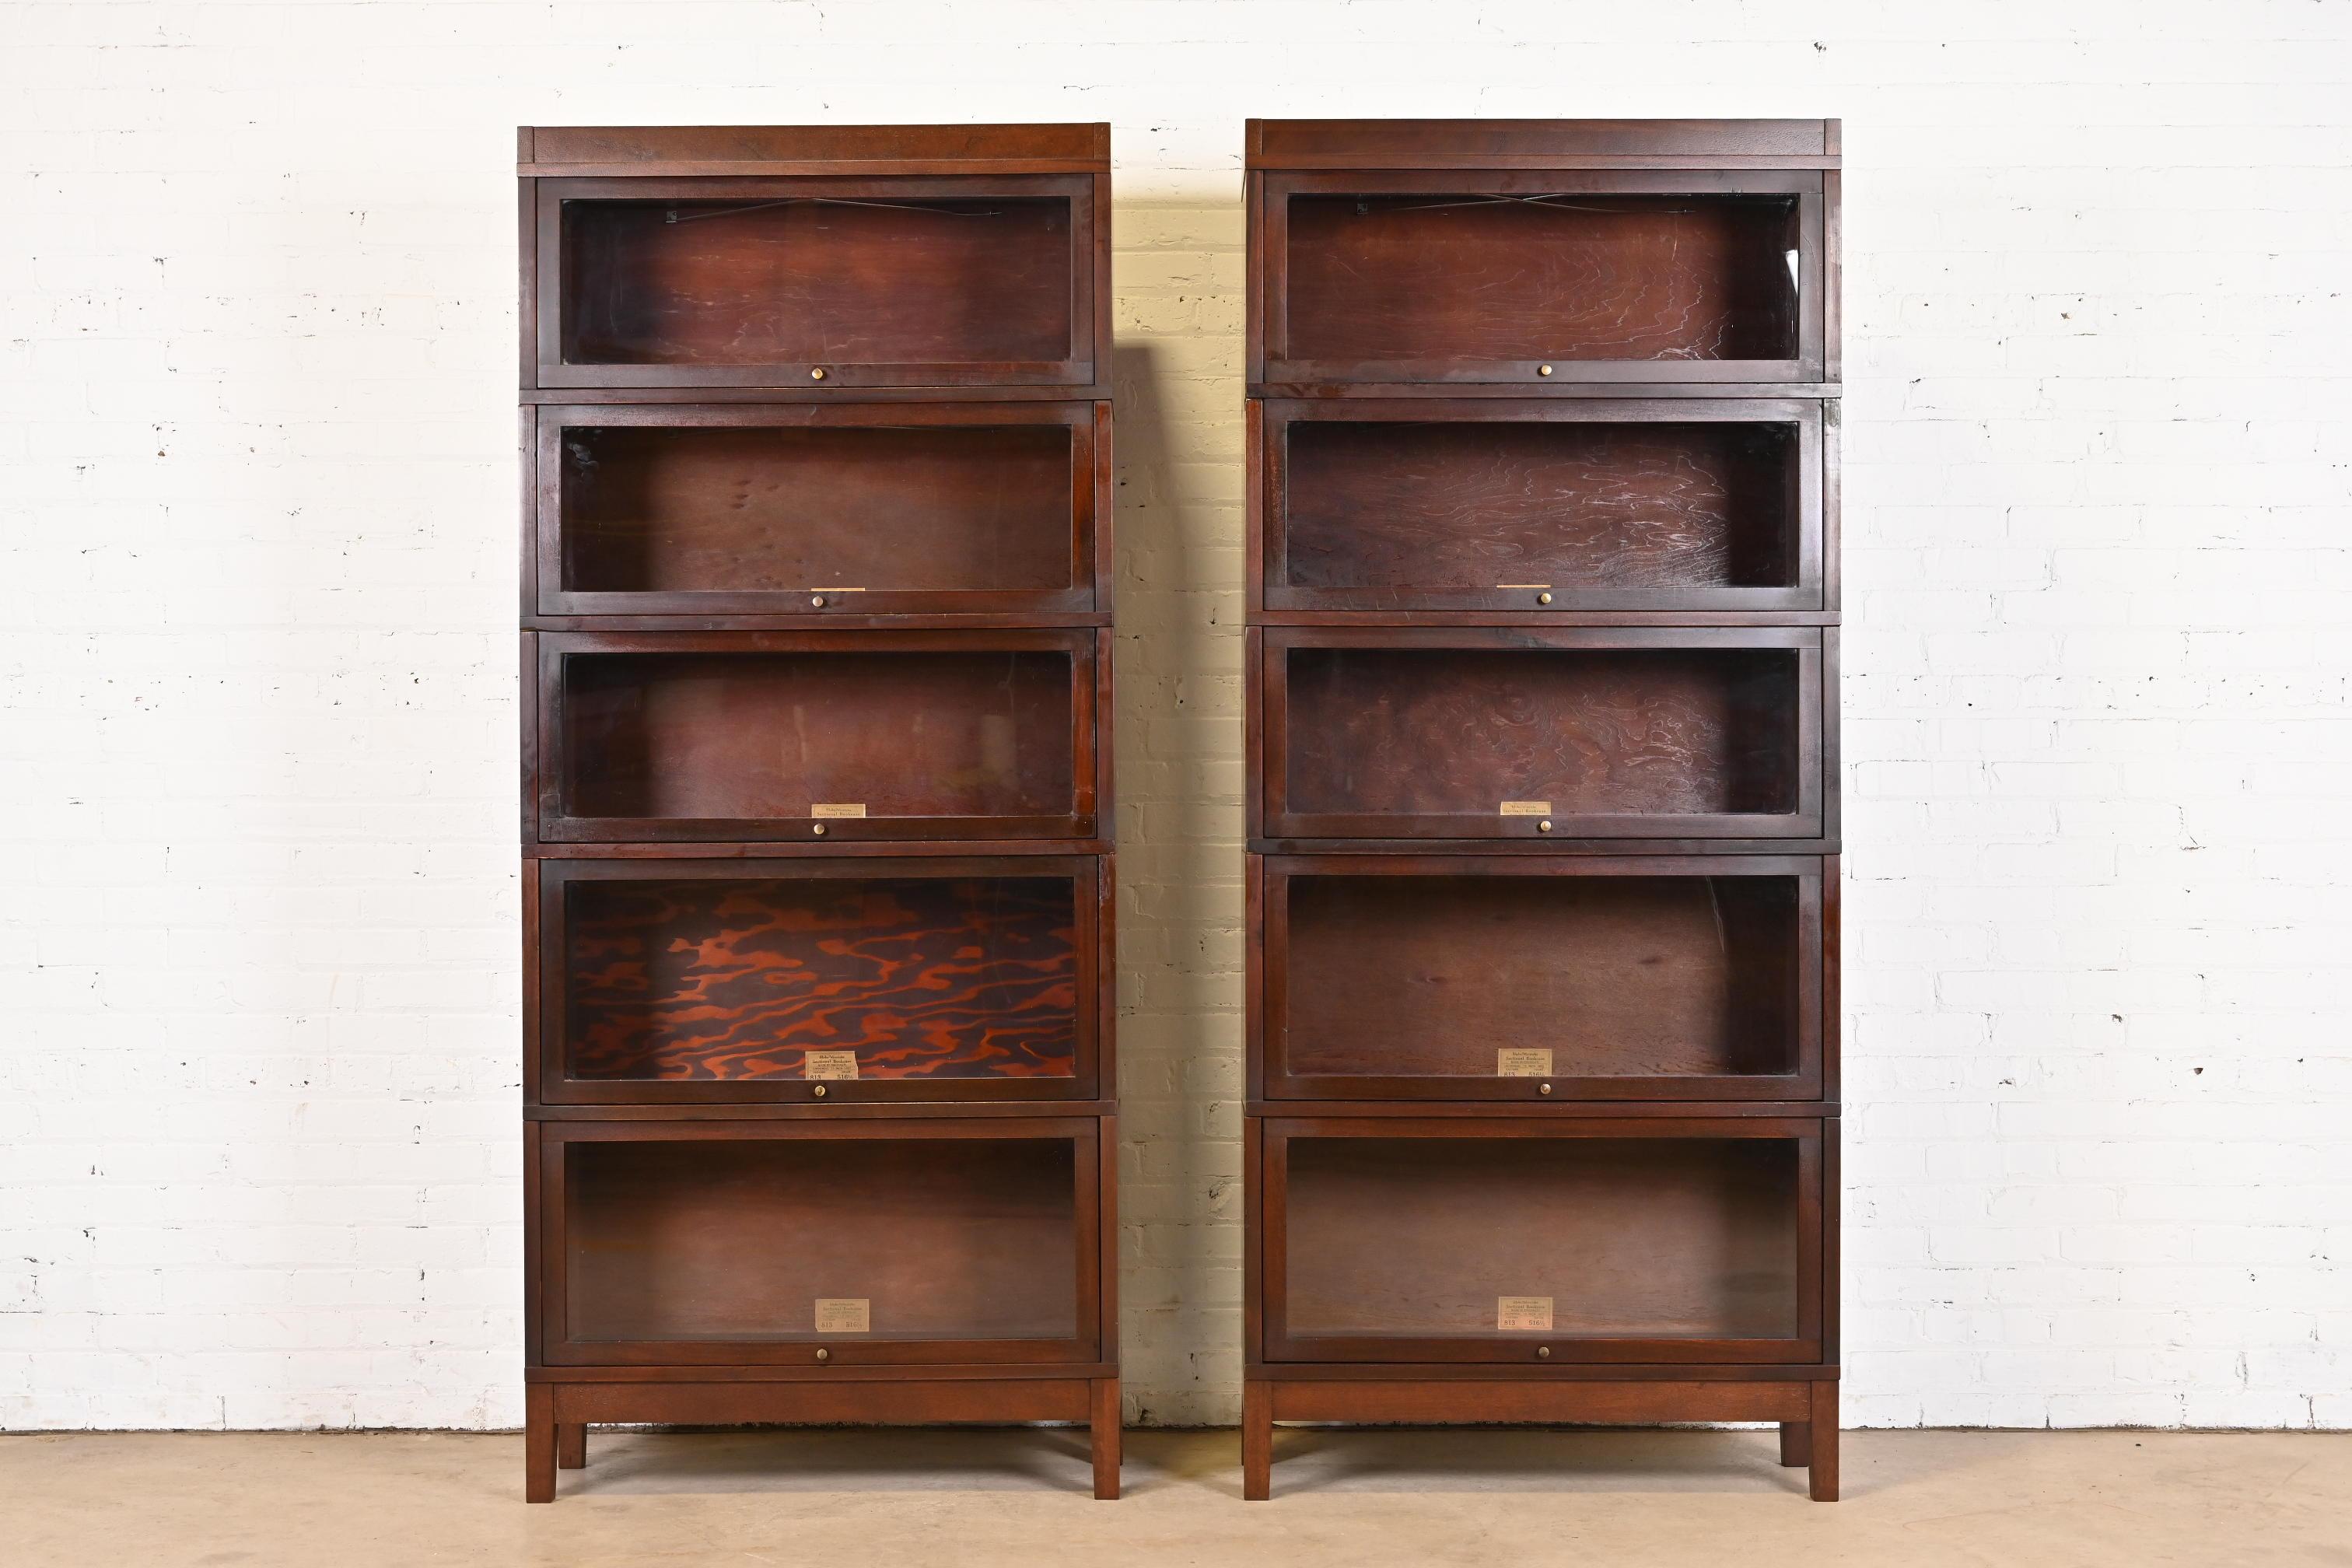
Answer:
[1107,195,1248,1427]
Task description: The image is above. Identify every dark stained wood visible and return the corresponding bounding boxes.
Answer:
[1266,399,1821,613]
[1243,117,1839,1505]
[1266,855,1818,1098]
[558,870,1080,1087]
[561,185,1073,367]
[539,401,1096,618]
[538,174,1098,390]
[1265,1121,1814,1363]
[521,124,1118,1500]
[526,123,1110,176]
[541,1118,1099,1367]
[1285,190,1801,366]
[539,630,1103,843]
[1265,628,1822,839]
[1251,118,1837,170]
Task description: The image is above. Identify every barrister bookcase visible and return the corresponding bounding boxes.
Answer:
[1242,119,1842,1500]
[519,124,1119,1502]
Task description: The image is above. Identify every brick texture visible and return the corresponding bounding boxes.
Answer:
[2,2,2348,1431]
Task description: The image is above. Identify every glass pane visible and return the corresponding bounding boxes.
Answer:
[1284,1136,1800,1340]
[564,875,1080,1083]
[1285,192,1800,364]
[1285,874,1798,1080]
[565,1137,1078,1342]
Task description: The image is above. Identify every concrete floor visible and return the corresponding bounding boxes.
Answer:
[11,1426,2348,1566]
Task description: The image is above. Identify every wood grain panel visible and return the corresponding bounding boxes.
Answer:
[562,195,1073,367]
[560,422,1074,594]
[1283,420,1797,593]
[565,1136,1078,1342]
[561,649,1075,822]
[1283,646,1800,818]
[1282,1136,1799,1340]
[1284,193,1800,365]
[1283,873,1797,1080]
[562,875,1078,1082]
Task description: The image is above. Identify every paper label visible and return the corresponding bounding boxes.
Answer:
[811,803,867,819]
[814,1298,870,1333]
[1497,1048,1552,1077]
[1499,800,1552,817]
[1497,1296,1554,1332]
[1495,583,1553,590]
[803,1050,860,1080]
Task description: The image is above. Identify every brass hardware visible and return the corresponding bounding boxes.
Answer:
[810,367,828,380]
[810,595,826,609]
[1537,364,1553,376]
[811,1084,828,1099]
[812,823,828,836]
[1536,1346,1551,1360]
[1538,1083,1553,1095]
[814,1347,830,1363]
[1538,820,1553,833]
[1537,591,1553,606]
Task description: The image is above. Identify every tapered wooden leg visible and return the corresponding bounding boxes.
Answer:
[1808,1381,1839,1501]
[557,1423,586,1470]
[1778,1419,1810,1467]
[524,1385,557,1503]
[1090,1377,1122,1500]
[1241,1379,1272,1501]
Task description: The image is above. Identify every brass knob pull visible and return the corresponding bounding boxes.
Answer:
[1536,1346,1551,1360]
[810,595,826,609]
[814,1347,830,1363]
[1538,1083,1553,1096]
[810,367,828,380]
[1537,364,1553,377]
[1536,592,1553,606]
[1537,820,1553,833]
[811,1084,828,1099]
[812,823,828,837]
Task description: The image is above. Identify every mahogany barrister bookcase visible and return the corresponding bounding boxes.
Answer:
[518,124,1120,1502]
[1242,118,1843,1500]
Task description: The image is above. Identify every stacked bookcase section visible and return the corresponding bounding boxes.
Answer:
[519,124,1120,1502]
[1241,119,1843,1500]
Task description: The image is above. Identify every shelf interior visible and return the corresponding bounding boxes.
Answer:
[565,1136,1080,1342]
[1283,1136,1801,1340]
[560,195,1076,367]
[1283,873,1798,1080]
[1282,418,1800,594]
[1282,645,1802,820]
[561,650,1076,823]
[559,422,1078,596]
[1283,192,1801,365]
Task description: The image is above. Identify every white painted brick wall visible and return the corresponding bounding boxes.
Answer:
[2,0,2347,1432]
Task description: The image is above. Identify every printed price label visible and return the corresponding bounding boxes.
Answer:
[1497,1296,1554,1332]
[811,803,867,819]
[1497,1048,1552,1077]
[814,1299,870,1333]
[1499,801,1552,817]
[803,1050,860,1080]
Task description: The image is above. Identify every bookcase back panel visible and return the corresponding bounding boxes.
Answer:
[561,873,1083,1086]
[550,178,1088,380]
[1279,870,1803,1088]
[1276,1132,1802,1350]
[1271,639,1815,837]
[547,640,1089,839]
[1278,186,1802,373]
[548,410,1088,611]
[1274,411,1808,611]
[562,1136,1080,1346]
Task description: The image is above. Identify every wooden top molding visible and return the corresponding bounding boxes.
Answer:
[1248,117,1839,170]
[520,123,1111,177]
